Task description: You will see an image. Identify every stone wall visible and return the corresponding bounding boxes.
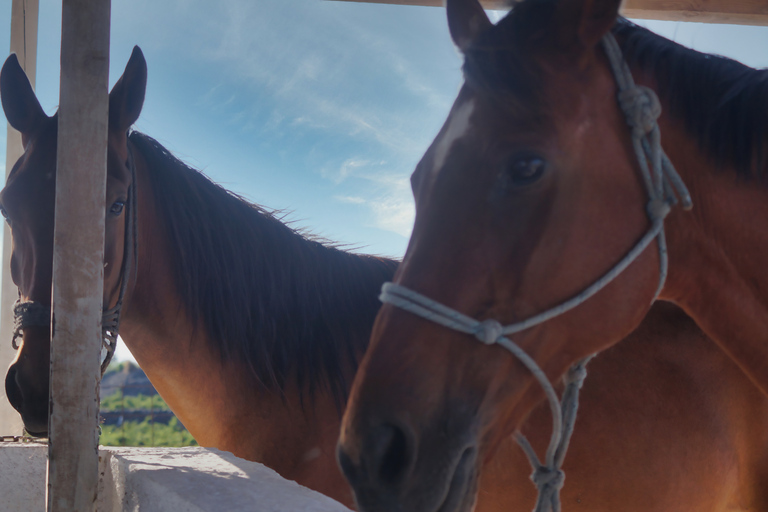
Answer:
[0,444,352,512]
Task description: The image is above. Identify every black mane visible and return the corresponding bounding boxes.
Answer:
[463,0,768,179]
[129,132,398,405]
[615,19,768,180]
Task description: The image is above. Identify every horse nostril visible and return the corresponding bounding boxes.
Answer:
[337,444,361,488]
[5,366,23,413]
[368,423,412,485]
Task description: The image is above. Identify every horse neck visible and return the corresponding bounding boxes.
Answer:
[651,87,768,398]
[115,144,359,506]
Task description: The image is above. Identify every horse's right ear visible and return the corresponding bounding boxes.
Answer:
[0,54,48,137]
[109,46,147,134]
[446,0,492,52]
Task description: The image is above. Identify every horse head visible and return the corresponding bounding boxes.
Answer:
[0,47,147,436]
[338,0,668,511]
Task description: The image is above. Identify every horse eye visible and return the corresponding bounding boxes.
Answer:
[109,201,125,215]
[504,157,546,188]
[0,207,10,223]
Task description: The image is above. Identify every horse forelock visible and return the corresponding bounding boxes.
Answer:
[127,131,398,407]
[460,0,556,124]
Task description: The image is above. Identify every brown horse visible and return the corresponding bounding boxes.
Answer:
[338,0,768,510]
[0,48,397,506]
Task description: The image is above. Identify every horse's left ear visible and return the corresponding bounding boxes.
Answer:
[446,0,493,52]
[555,0,622,49]
[109,46,147,134]
[1,54,48,138]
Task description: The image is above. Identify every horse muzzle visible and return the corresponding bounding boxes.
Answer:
[338,419,480,512]
[5,355,49,437]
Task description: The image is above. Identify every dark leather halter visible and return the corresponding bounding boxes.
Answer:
[11,145,138,376]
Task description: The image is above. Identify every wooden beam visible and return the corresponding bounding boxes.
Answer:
[47,0,110,510]
[338,0,768,26]
[623,0,768,26]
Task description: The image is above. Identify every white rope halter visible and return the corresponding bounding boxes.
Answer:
[379,32,692,512]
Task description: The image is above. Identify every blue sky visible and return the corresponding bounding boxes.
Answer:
[1,1,767,362]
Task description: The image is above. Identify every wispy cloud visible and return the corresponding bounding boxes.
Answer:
[324,158,386,184]
[329,159,414,238]
[367,193,414,238]
[335,195,366,205]
[151,0,457,163]
[109,0,453,255]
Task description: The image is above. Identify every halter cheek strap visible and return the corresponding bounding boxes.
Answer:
[379,33,692,512]
[10,144,138,376]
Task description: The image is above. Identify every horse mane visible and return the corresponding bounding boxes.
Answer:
[128,131,398,406]
[463,1,768,180]
[615,19,768,181]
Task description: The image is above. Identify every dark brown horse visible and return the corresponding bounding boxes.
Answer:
[0,48,397,506]
[338,0,768,510]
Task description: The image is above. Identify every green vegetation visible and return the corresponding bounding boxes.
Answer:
[100,391,172,413]
[100,416,197,447]
[99,362,197,447]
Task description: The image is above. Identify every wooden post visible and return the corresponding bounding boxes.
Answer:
[46,0,110,510]
[1,0,39,435]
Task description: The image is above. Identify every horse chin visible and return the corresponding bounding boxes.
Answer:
[18,409,48,438]
[436,447,479,512]
[20,407,49,438]
[6,367,50,437]
[346,442,480,512]
[23,426,48,438]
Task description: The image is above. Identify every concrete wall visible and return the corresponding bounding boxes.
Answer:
[0,445,353,512]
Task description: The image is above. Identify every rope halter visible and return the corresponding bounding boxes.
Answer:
[11,145,138,376]
[378,32,692,512]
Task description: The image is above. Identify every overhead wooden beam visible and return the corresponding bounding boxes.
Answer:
[623,0,768,26]
[338,0,768,26]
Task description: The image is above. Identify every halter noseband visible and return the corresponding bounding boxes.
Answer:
[378,33,692,512]
[11,144,138,376]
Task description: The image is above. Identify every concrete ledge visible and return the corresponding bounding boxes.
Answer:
[0,443,48,511]
[0,444,352,512]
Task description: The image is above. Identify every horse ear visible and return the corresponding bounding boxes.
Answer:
[0,54,48,138]
[109,46,147,134]
[555,0,622,49]
[446,0,492,52]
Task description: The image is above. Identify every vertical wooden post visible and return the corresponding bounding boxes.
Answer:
[46,0,110,510]
[0,0,39,436]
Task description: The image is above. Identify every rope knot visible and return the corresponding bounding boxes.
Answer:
[531,466,565,492]
[618,85,661,137]
[474,319,503,345]
[646,197,671,221]
[564,363,588,388]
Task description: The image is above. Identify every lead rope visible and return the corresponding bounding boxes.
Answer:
[379,32,692,512]
[381,283,589,512]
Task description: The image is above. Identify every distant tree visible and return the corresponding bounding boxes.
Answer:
[101,391,172,412]
[100,417,198,447]
[100,363,196,447]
